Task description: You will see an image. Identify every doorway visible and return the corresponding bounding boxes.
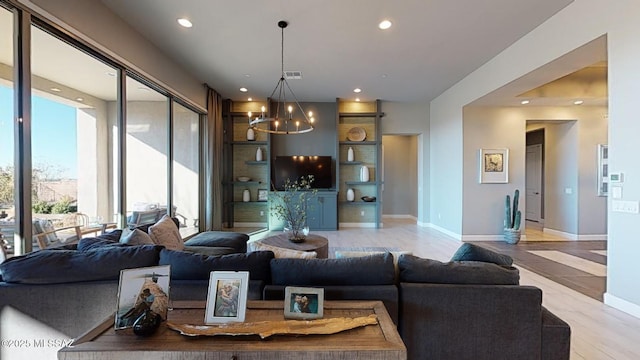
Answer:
[525,129,544,224]
[381,135,418,223]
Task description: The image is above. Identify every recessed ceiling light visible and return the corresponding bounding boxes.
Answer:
[520,100,530,105]
[378,20,392,30]
[76,97,84,102]
[50,87,61,92]
[137,86,150,92]
[244,74,251,78]
[355,98,361,102]
[574,100,584,105]
[353,88,362,93]
[106,72,116,77]
[248,97,253,101]
[240,87,248,93]
[381,74,388,78]
[177,18,193,28]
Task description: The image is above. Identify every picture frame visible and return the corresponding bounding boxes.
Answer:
[115,265,171,330]
[257,188,268,202]
[597,144,608,196]
[284,286,324,320]
[478,148,509,184]
[205,271,249,324]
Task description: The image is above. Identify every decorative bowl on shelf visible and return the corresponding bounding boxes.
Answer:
[347,127,366,141]
[361,196,376,202]
[237,176,251,182]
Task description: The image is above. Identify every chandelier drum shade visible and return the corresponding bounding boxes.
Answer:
[248,20,315,135]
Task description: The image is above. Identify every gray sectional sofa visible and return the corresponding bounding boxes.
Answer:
[0,233,570,360]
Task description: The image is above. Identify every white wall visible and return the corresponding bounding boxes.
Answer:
[381,101,430,224]
[462,106,607,238]
[430,0,640,316]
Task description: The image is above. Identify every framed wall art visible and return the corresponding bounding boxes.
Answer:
[478,148,509,184]
[205,271,249,324]
[284,286,324,320]
[257,189,268,201]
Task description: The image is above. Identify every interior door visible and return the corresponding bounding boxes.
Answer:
[525,144,542,222]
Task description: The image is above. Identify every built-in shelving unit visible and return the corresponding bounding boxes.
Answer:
[222,100,270,229]
[336,99,384,228]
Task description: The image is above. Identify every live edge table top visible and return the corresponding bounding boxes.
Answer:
[58,300,406,360]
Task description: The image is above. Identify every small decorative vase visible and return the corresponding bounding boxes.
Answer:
[284,222,308,243]
[256,147,263,161]
[360,165,370,182]
[346,188,355,202]
[242,189,250,202]
[246,127,255,141]
[133,309,161,336]
[347,147,354,162]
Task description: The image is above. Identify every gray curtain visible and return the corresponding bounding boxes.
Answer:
[205,87,223,230]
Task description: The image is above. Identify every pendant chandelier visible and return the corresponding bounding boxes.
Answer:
[248,20,315,135]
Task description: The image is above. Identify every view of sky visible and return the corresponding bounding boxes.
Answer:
[0,85,78,179]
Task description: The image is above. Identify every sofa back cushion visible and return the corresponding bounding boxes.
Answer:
[0,245,163,284]
[270,252,395,286]
[398,254,519,285]
[159,249,274,282]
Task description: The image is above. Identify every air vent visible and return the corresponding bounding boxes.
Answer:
[284,71,302,79]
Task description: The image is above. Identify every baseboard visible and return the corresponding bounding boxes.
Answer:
[424,223,462,241]
[339,222,378,228]
[382,214,417,221]
[604,293,640,319]
[543,228,607,241]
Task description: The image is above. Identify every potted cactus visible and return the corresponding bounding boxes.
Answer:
[504,189,522,244]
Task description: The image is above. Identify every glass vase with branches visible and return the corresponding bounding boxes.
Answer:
[270,175,318,242]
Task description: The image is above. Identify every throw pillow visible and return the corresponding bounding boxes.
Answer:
[398,254,519,285]
[251,241,317,259]
[158,249,274,281]
[148,215,184,251]
[0,245,163,284]
[450,243,513,266]
[120,228,154,246]
[270,253,396,286]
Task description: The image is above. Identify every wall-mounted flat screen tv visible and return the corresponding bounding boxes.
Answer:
[272,156,333,190]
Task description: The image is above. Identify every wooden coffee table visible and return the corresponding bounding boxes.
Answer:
[59,300,405,360]
[260,233,329,258]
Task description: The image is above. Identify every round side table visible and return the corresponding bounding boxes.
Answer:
[261,233,329,258]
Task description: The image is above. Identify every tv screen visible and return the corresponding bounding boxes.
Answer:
[273,156,333,190]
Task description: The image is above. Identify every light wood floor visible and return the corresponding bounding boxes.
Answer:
[251,219,640,360]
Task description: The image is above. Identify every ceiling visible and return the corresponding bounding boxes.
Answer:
[98,0,581,104]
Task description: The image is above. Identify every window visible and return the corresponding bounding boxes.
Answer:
[125,76,168,218]
[30,25,118,248]
[172,101,200,236]
[0,5,15,253]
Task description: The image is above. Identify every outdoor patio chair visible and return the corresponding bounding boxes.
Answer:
[32,219,82,250]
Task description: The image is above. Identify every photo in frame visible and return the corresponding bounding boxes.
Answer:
[597,144,608,196]
[115,265,171,330]
[479,148,509,184]
[284,286,324,320]
[257,189,268,201]
[205,271,249,324]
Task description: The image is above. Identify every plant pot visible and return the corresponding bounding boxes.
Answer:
[504,228,521,244]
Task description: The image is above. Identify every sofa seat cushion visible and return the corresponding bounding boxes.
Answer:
[398,254,519,285]
[184,231,249,253]
[0,245,163,284]
[270,253,396,286]
[450,243,513,265]
[159,249,274,281]
[182,246,239,257]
